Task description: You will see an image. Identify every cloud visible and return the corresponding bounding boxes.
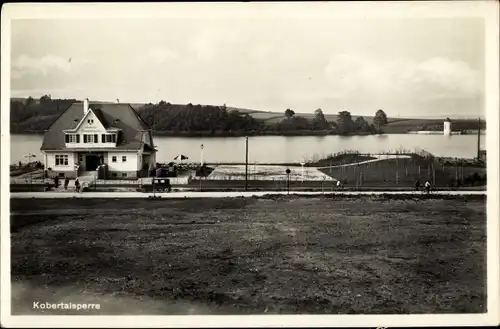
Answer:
[140,47,179,65]
[188,26,244,61]
[10,87,86,99]
[324,54,482,101]
[11,54,89,79]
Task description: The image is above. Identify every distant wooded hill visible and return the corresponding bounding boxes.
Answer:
[9,96,485,136]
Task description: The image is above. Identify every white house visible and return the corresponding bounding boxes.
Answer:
[40,99,157,179]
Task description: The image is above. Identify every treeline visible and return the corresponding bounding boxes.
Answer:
[133,103,383,135]
[275,108,384,135]
[138,101,263,133]
[10,95,386,136]
[10,96,78,133]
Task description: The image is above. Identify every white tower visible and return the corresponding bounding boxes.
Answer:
[443,118,452,135]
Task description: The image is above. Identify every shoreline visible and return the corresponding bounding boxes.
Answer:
[10,130,392,137]
[9,130,486,137]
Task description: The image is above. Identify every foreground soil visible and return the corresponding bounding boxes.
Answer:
[10,195,486,315]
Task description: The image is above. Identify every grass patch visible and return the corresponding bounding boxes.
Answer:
[319,157,486,187]
[306,150,377,167]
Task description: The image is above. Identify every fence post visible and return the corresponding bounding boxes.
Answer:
[355,165,359,190]
[432,162,436,186]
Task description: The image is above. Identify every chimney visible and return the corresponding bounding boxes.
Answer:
[83,98,89,114]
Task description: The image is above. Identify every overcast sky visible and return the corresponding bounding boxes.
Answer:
[10,16,485,117]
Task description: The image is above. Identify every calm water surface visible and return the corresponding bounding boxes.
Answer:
[9,133,485,165]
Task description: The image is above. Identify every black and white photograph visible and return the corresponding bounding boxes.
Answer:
[1,2,499,328]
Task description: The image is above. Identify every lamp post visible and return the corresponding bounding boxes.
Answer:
[300,162,305,184]
[152,176,156,198]
[23,153,36,192]
[200,144,204,167]
[95,164,102,192]
[200,144,205,192]
[286,168,291,195]
[245,136,249,191]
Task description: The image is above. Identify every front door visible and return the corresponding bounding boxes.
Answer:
[86,155,101,171]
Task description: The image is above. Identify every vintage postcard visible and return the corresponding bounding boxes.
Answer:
[1,1,499,328]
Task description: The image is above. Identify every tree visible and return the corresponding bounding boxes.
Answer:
[354,116,372,133]
[25,96,34,108]
[40,94,52,104]
[336,110,354,135]
[277,115,310,131]
[284,108,295,118]
[373,109,388,132]
[313,108,329,130]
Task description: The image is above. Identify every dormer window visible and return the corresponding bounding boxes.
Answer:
[65,134,79,143]
[101,134,117,143]
[83,134,98,143]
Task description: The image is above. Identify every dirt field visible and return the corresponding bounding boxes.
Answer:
[10,196,486,315]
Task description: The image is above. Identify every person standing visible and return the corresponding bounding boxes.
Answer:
[64,177,69,190]
[424,180,431,194]
[74,178,80,193]
[414,179,420,192]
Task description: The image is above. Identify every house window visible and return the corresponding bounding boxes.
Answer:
[112,156,117,162]
[122,173,128,177]
[122,156,127,162]
[102,134,117,143]
[83,134,98,143]
[87,119,94,125]
[65,134,79,143]
[112,173,117,177]
[55,155,68,166]
[78,155,83,162]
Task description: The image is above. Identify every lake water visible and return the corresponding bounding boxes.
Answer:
[9,133,486,165]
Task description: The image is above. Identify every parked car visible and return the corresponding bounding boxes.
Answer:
[138,178,172,193]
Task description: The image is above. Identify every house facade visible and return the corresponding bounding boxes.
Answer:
[41,99,157,179]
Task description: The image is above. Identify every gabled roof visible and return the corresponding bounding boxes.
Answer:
[444,117,452,122]
[91,108,109,127]
[66,108,109,132]
[41,102,154,151]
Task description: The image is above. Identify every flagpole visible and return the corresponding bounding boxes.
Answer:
[477,117,481,160]
[245,136,248,191]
